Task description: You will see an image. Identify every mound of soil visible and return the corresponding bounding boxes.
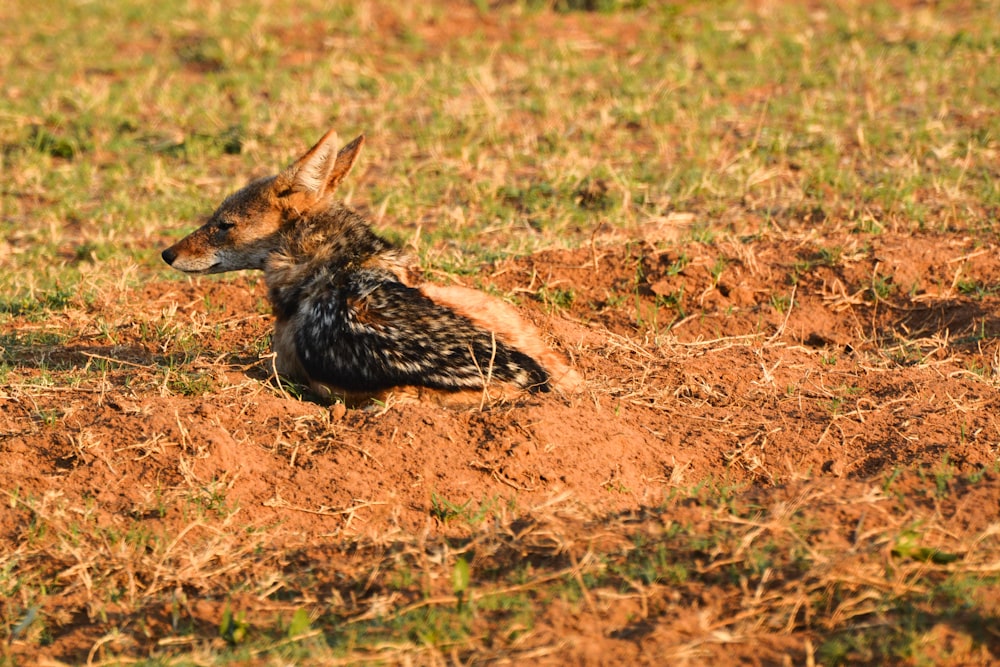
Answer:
[2,232,999,663]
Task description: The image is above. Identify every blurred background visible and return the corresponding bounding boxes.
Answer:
[2,0,996,299]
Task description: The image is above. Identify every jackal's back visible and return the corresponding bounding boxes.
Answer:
[270,261,550,393]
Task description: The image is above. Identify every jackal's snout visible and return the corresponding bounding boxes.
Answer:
[160,231,224,274]
[161,246,178,266]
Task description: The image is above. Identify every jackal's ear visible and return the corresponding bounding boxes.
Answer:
[275,130,365,202]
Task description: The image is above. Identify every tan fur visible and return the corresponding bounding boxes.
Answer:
[418,284,582,393]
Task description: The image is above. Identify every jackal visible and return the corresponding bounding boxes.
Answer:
[162,129,580,405]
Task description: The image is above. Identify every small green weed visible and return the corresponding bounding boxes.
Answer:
[537,286,575,313]
[870,274,895,300]
[219,604,250,645]
[770,292,791,313]
[666,253,690,277]
[429,493,496,526]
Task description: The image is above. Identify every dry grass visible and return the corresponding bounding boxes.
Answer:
[5,463,997,664]
[2,0,1000,664]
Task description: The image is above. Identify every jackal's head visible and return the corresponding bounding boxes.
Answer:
[162,130,365,273]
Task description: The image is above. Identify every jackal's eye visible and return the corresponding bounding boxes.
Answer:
[217,220,236,231]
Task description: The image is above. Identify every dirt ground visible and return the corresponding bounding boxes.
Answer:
[7,229,998,534]
[3,221,1000,663]
[2,0,999,661]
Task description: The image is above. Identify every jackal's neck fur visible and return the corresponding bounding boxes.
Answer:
[266,203,414,320]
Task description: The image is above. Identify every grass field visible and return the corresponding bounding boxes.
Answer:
[2,0,1000,664]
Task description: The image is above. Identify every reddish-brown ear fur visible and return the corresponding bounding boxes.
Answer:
[274,131,365,205]
[327,135,365,192]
